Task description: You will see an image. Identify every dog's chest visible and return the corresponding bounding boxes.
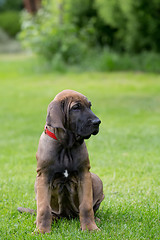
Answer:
[49,148,83,188]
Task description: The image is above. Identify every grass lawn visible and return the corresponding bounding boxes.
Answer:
[0,54,160,239]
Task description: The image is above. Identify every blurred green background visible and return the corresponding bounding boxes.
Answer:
[0,0,160,71]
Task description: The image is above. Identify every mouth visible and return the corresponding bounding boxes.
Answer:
[92,129,99,135]
[77,127,99,140]
[84,134,92,139]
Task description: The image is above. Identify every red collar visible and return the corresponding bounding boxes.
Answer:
[44,126,57,140]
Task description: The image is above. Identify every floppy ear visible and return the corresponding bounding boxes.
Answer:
[46,100,65,131]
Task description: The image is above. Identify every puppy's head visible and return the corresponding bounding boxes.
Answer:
[46,90,101,144]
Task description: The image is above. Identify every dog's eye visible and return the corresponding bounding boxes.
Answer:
[72,103,81,110]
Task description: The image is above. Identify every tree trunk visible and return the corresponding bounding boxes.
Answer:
[24,0,41,14]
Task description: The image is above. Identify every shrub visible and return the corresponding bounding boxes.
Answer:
[0,11,21,37]
[0,0,23,11]
[19,0,160,71]
[95,0,160,53]
[19,5,94,64]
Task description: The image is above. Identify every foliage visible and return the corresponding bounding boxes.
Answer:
[64,0,115,47]
[0,0,23,11]
[0,0,22,37]
[19,1,96,64]
[0,10,21,37]
[20,0,160,65]
[19,0,117,63]
[0,54,160,239]
[96,0,160,52]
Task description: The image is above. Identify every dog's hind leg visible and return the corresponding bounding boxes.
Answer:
[91,172,104,213]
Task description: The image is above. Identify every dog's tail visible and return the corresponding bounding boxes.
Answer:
[17,207,36,215]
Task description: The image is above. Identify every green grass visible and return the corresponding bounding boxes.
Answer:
[0,54,160,239]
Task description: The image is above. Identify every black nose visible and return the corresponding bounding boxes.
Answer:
[92,118,101,126]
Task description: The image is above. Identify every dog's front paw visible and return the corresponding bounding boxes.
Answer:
[81,222,100,231]
[33,227,51,234]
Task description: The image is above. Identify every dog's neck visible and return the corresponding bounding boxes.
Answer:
[45,125,84,148]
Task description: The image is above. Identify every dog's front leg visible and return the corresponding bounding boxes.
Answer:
[36,172,52,233]
[78,170,99,231]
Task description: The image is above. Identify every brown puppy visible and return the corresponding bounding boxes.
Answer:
[35,90,104,233]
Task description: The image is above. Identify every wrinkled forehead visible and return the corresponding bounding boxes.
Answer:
[54,90,90,106]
